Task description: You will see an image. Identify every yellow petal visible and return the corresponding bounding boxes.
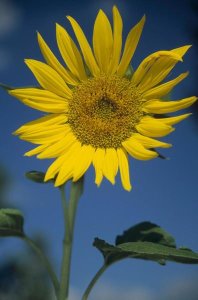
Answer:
[122,137,158,160]
[102,148,118,184]
[19,125,68,144]
[14,114,67,135]
[45,153,70,182]
[37,32,78,85]
[171,45,191,57]
[56,23,87,80]
[66,16,100,77]
[25,144,48,157]
[37,130,76,159]
[54,141,82,186]
[131,133,172,148]
[72,145,95,181]
[157,113,191,126]
[142,72,188,99]
[18,100,67,114]
[117,148,132,191]
[132,46,190,94]
[108,6,123,74]
[131,50,182,92]
[93,148,105,186]
[136,117,174,137]
[117,15,145,76]
[9,88,68,113]
[108,148,119,176]
[93,9,113,74]
[143,96,197,114]
[45,141,80,183]
[25,59,72,98]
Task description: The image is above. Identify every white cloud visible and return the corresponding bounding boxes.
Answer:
[0,0,23,70]
[69,277,198,300]
[91,283,153,300]
[0,48,10,70]
[70,288,81,300]
[0,0,22,37]
[70,283,153,300]
[2,278,198,300]
[163,277,198,300]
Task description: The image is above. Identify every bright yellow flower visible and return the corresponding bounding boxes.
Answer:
[9,6,197,191]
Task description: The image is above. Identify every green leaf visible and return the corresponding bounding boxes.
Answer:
[94,238,127,265]
[25,171,49,184]
[0,208,25,237]
[94,238,198,266]
[93,222,198,266]
[116,221,176,247]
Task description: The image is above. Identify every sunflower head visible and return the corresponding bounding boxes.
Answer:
[68,75,143,149]
[9,6,197,191]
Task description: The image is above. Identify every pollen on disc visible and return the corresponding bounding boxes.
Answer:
[68,75,144,148]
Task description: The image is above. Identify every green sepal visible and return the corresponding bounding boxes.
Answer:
[68,176,84,199]
[162,92,172,101]
[0,208,25,237]
[25,171,50,184]
[0,83,14,91]
[150,149,168,160]
[93,222,198,266]
[0,83,41,91]
[124,65,134,80]
[155,150,169,160]
[84,64,92,77]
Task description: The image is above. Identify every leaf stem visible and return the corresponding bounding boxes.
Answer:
[58,178,84,300]
[81,264,108,300]
[23,236,59,298]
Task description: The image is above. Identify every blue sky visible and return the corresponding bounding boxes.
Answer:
[0,0,198,299]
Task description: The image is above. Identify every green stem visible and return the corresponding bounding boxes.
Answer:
[23,236,59,298]
[58,178,84,300]
[81,264,108,300]
[59,184,71,300]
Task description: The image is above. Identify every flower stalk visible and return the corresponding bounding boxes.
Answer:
[58,178,84,300]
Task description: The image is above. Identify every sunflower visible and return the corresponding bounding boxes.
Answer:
[9,6,197,191]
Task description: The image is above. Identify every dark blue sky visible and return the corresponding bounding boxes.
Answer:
[0,0,198,299]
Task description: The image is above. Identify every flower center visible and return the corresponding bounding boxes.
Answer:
[97,97,117,117]
[68,75,144,148]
